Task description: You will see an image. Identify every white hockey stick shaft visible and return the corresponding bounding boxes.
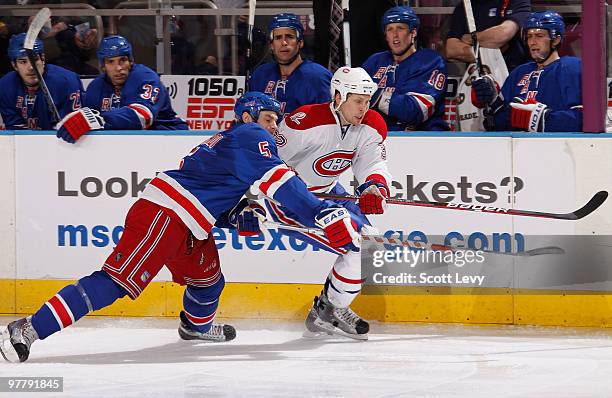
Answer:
[462,0,483,76]
[246,0,256,81]
[24,7,61,123]
[341,0,351,66]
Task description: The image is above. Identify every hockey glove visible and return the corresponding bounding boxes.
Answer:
[56,107,105,143]
[510,98,548,132]
[228,198,266,236]
[355,180,389,215]
[315,206,360,252]
[470,75,500,109]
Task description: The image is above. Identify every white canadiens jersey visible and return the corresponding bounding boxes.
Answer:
[276,103,391,193]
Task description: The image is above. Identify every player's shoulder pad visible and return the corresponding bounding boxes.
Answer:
[507,61,536,82]
[559,56,581,70]
[362,109,387,141]
[251,62,276,79]
[363,51,389,65]
[415,48,446,66]
[233,122,276,148]
[0,71,18,88]
[128,64,162,85]
[282,103,336,130]
[45,64,81,85]
[298,60,333,78]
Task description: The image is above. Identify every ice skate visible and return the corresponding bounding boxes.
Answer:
[304,294,369,341]
[0,317,39,363]
[178,311,236,342]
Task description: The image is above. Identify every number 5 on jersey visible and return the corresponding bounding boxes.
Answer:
[259,141,271,157]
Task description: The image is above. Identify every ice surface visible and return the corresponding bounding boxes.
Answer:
[1,316,611,398]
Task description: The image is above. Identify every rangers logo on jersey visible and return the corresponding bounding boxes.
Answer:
[313,151,354,177]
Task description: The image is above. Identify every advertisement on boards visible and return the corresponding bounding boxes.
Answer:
[13,134,587,283]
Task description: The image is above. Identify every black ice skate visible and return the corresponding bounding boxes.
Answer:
[304,294,369,341]
[0,317,39,363]
[178,311,236,342]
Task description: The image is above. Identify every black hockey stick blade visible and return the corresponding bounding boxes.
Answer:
[315,190,608,221]
[570,190,608,220]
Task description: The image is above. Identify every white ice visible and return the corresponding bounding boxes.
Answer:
[1,316,611,398]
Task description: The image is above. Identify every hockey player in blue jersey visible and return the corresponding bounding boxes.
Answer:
[249,13,332,115]
[0,92,361,363]
[56,35,187,144]
[471,11,582,132]
[0,33,84,130]
[362,6,449,131]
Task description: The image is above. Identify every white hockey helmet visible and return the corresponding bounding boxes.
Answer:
[330,66,378,108]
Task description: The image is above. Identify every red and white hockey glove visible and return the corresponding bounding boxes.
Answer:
[510,98,548,132]
[471,75,500,109]
[228,198,266,236]
[55,107,105,143]
[315,206,360,252]
[355,180,389,215]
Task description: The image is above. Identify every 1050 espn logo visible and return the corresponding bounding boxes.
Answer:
[161,75,246,131]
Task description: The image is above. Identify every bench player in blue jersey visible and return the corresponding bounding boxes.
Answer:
[249,13,332,115]
[0,92,361,363]
[56,35,187,144]
[0,33,84,130]
[362,6,449,131]
[471,11,582,132]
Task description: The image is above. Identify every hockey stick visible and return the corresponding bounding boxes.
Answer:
[463,0,484,76]
[341,0,351,66]
[245,0,256,82]
[260,219,564,257]
[315,191,609,221]
[24,7,61,123]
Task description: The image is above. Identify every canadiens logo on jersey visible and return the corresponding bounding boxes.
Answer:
[289,112,306,125]
[313,151,354,177]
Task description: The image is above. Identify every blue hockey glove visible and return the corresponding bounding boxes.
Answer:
[471,75,499,108]
[229,198,266,236]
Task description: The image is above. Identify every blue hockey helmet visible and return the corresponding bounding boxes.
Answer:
[524,11,565,42]
[8,33,44,61]
[268,13,304,40]
[235,91,281,124]
[97,35,133,65]
[381,6,420,33]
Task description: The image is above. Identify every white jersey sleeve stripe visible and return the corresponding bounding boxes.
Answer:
[409,92,435,121]
[128,103,153,129]
[251,164,296,198]
[141,172,216,240]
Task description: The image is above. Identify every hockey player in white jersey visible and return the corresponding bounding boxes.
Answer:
[242,67,391,339]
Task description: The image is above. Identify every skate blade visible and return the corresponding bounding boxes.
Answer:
[302,330,334,339]
[0,327,19,363]
[305,321,368,341]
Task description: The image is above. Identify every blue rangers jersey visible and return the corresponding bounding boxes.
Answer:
[0,64,83,130]
[141,122,329,240]
[492,57,582,132]
[249,60,332,115]
[84,63,187,130]
[362,49,449,131]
